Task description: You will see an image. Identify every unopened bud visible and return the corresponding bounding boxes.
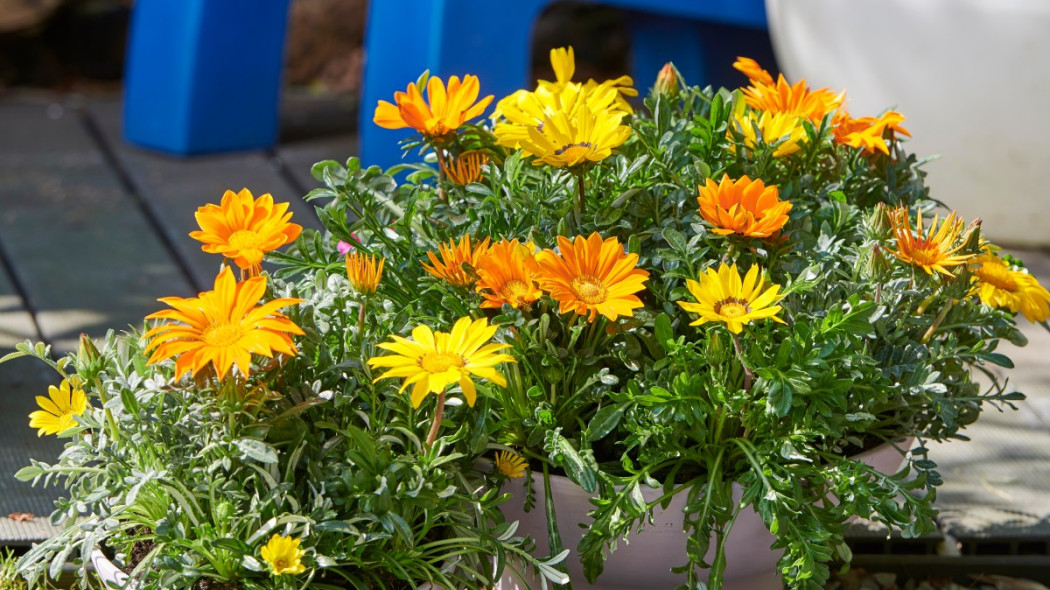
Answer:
[867,203,893,239]
[863,244,893,279]
[961,218,984,254]
[76,333,104,381]
[653,62,683,99]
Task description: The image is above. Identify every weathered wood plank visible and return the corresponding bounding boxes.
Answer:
[276,134,359,195]
[86,99,322,291]
[0,354,64,542]
[0,99,194,352]
[929,248,1050,538]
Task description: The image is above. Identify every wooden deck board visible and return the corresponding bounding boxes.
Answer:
[927,249,1050,539]
[86,99,322,291]
[0,100,194,351]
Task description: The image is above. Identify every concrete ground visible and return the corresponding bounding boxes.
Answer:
[0,94,1047,580]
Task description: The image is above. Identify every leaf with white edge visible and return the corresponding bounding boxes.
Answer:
[233,439,279,465]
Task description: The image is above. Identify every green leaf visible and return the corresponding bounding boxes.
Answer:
[983,353,1014,368]
[654,313,674,350]
[662,228,688,253]
[586,405,626,442]
[549,434,597,493]
[210,538,251,555]
[233,439,279,465]
[14,465,43,482]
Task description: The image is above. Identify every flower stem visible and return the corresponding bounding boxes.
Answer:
[921,298,955,344]
[357,299,368,349]
[575,169,587,217]
[425,390,447,447]
[730,332,754,392]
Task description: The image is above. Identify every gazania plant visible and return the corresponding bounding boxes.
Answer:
[8,48,1048,590]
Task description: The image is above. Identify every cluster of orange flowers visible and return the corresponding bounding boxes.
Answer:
[733,57,910,157]
[424,232,650,323]
[147,188,305,380]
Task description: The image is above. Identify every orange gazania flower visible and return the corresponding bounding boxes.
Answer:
[698,175,792,238]
[475,239,542,309]
[144,267,303,380]
[890,207,974,277]
[373,74,494,141]
[422,235,491,288]
[833,110,912,155]
[733,56,774,87]
[190,188,302,278]
[346,251,384,296]
[742,75,844,124]
[438,150,489,185]
[534,233,650,322]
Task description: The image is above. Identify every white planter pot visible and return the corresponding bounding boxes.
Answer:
[498,440,911,590]
[91,548,133,589]
[765,0,1050,246]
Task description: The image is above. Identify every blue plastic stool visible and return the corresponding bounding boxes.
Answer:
[360,0,768,170]
[123,0,292,155]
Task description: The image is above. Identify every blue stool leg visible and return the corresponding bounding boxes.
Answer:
[124,0,291,155]
[628,12,705,92]
[360,0,548,171]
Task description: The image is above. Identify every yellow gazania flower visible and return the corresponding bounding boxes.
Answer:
[733,56,774,87]
[28,379,88,436]
[538,46,637,114]
[516,103,631,168]
[534,233,650,322]
[731,109,807,158]
[493,46,635,149]
[346,251,384,296]
[144,267,304,380]
[475,239,542,309]
[190,188,303,277]
[698,175,792,238]
[422,235,491,288]
[890,207,974,277]
[742,75,844,124]
[833,110,912,155]
[373,74,494,141]
[494,450,528,478]
[970,253,1050,322]
[368,317,515,408]
[260,534,307,576]
[438,150,489,185]
[679,263,785,334]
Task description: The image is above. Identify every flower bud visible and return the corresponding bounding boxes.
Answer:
[653,62,683,99]
[862,244,893,280]
[76,333,105,381]
[867,203,893,240]
[961,217,984,254]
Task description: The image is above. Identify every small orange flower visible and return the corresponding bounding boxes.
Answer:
[534,233,650,322]
[475,239,542,309]
[438,150,489,186]
[742,75,844,124]
[422,235,491,288]
[698,175,792,238]
[190,189,302,277]
[346,252,384,296]
[833,110,912,155]
[373,74,494,141]
[733,56,774,87]
[890,207,974,277]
